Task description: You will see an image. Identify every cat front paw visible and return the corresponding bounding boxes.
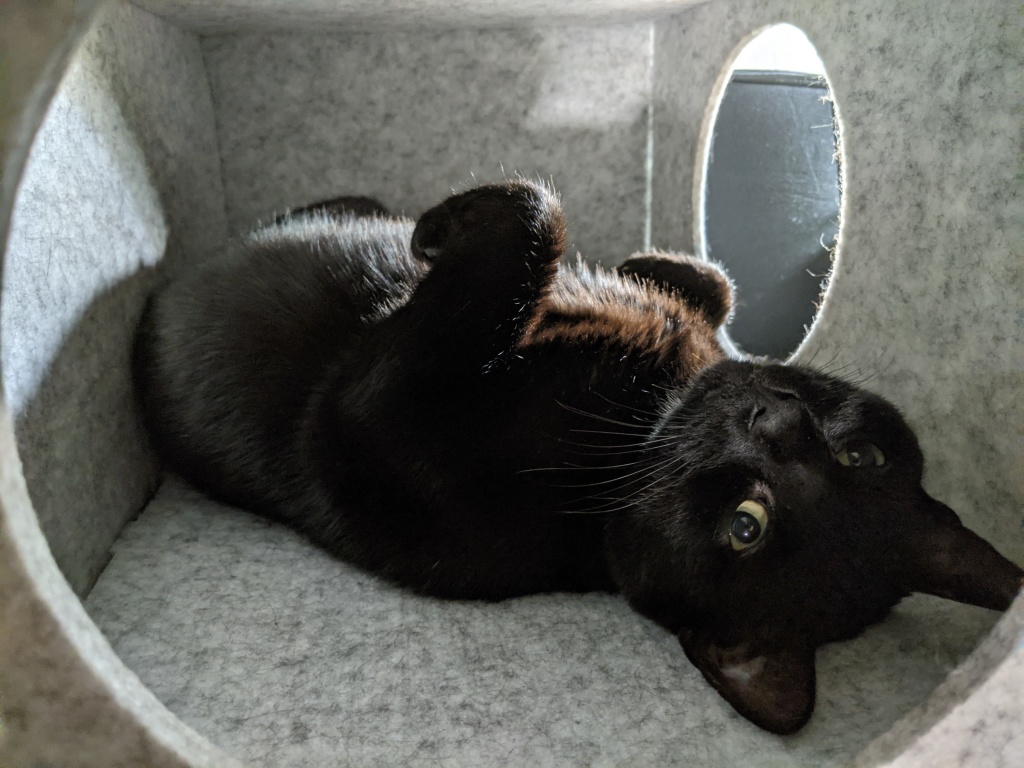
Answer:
[411,180,566,265]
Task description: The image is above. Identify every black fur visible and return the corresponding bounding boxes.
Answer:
[135,180,1022,735]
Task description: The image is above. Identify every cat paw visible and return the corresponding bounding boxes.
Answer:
[411,181,566,264]
[617,251,733,328]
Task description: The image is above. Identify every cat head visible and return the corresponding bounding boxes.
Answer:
[606,359,1023,734]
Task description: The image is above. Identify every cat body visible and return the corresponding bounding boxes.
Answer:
[135,181,1022,734]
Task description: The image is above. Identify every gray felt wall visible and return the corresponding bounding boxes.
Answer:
[2,0,227,594]
[203,25,654,265]
[1,0,1021,766]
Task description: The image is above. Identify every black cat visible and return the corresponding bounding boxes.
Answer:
[134,180,1022,734]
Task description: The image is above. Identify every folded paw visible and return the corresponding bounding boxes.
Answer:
[411,180,566,265]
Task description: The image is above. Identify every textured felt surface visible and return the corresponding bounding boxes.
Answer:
[202,23,653,265]
[855,597,1023,768]
[86,478,1005,767]
[0,5,238,765]
[3,0,1022,765]
[1,0,227,594]
[133,0,708,32]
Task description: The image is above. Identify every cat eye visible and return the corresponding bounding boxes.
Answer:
[730,500,769,551]
[835,441,885,468]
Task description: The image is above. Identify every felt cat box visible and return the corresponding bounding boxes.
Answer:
[1,0,1020,766]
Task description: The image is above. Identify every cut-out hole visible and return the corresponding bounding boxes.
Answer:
[699,24,841,360]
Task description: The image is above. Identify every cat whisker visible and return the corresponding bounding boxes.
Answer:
[560,455,686,514]
[848,373,879,388]
[570,428,662,438]
[592,391,661,419]
[518,455,653,474]
[818,359,859,378]
[558,448,659,458]
[546,438,676,460]
[802,346,822,369]
[569,451,683,494]
[555,400,656,429]
[558,441,672,453]
[807,349,847,377]
[802,345,844,374]
[538,460,669,490]
[552,432,674,446]
[555,502,637,515]
[603,469,687,510]
[536,452,677,495]
[820,363,874,389]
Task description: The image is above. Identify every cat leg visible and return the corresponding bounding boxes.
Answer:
[369,180,567,378]
[617,251,733,328]
[275,195,390,224]
[320,181,568,582]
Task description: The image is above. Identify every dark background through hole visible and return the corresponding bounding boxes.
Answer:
[704,70,840,359]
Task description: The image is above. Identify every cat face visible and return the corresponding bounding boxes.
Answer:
[607,359,1023,733]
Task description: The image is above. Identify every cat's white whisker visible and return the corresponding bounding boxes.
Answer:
[569,428,661,438]
[555,400,657,429]
[566,456,686,514]
[517,455,653,474]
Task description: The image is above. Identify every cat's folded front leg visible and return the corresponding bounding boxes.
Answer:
[374,180,567,378]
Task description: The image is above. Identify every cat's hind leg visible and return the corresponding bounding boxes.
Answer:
[618,251,733,328]
[320,181,569,581]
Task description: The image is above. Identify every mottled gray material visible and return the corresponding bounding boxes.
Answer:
[0,4,236,766]
[650,0,1023,561]
[0,414,240,768]
[2,0,227,594]
[203,23,652,265]
[856,597,1024,767]
[3,0,1022,765]
[86,478,1004,768]
[133,0,706,32]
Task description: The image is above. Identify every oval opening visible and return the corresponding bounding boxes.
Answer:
[698,24,841,360]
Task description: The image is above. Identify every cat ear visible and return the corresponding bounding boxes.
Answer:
[896,495,1023,611]
[680,632,816,735]
[616,251,733,328]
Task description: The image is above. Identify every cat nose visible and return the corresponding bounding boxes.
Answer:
[748,393,805,447]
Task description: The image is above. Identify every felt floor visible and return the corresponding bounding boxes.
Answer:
[86,478,999,767]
